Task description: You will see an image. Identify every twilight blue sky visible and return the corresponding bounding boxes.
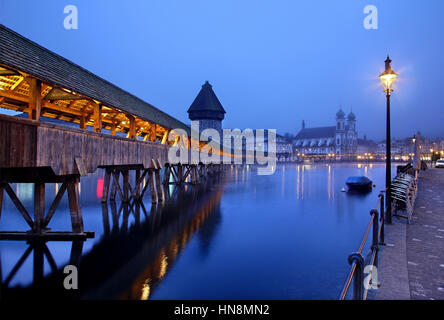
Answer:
[1,0,443,140]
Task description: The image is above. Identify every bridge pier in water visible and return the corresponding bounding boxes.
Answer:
[101,164,164,205]
[0,174,92,241]
[100,162,226,207]
[162,163,225,187]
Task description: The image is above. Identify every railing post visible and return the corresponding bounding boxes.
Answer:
[386,186,392,224]
[348,252,365,300]
[379,193,385,245]
[370,209,379,250]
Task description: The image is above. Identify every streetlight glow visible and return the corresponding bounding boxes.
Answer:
[379,56,398,94]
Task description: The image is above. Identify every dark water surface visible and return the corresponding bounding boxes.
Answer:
[0,163,397,299]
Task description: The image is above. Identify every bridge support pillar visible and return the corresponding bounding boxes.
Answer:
[154,169,164,202]
[67,178,84,233]
[0,176,93,240]
[102,167,162,205]
[177,165,184,184]
[34,183,45,233]
[158,163,222,188]
[123,170,130,203]
[135,170,141,200]
[163,165,171,186]
[191,165,199,185]
[102,168,112,203]
[148,169,158,204]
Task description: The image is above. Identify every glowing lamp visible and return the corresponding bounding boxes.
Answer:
[379,56,398,94]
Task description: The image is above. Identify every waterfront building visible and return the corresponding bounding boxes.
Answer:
[357,135,377,154]
[257,132,293,161]
[227,130,293,162]
[293,107,357,157]
[275,134,293,161]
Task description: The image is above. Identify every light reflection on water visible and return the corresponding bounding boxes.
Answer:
[0,163,398,299]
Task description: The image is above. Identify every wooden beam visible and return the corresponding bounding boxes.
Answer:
[127,114,136,139]
[161,130,169,145]
[28,78,42,121]
[43,182,68,227]
[0,231,93,241]
[93,103,102,133]
[42,100,81,116]
[102,169,111,203]
[155,169,164,202]
[10,76,24,91]
[34,183,45,233]
[79,114,86,129]
[150,124,157,142]
[148,170,157,204]
[2,183,34,229]
[0,88,29,104]
[79,103,88,130]
[111,123,117,136]
[67,181,84,233]
[101,109,121,114]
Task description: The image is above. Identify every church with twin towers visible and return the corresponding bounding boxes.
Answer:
[293,107,358,157]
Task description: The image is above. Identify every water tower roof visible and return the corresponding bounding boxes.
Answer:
[188,81,226,115]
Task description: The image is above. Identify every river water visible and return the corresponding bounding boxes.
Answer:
[0,163,397,299]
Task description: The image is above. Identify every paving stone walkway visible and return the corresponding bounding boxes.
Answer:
[373,168,444,300]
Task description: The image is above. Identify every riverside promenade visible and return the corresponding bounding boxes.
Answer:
[373,168,444,300]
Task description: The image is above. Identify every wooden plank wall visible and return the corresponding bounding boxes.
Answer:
[0,114,169,176]
[37,123,169,176]
[0,114,38,168]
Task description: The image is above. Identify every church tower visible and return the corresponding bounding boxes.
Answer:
[335,107,345,155]
[187,81,226,139]
[347,111,356,131]
[346,111,357,156]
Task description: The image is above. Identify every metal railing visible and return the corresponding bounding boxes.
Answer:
[339,192,386,300]
[339,167,420,300]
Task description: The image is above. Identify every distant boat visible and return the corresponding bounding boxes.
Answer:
[345,176,373,193]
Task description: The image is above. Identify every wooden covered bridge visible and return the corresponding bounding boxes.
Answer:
[0,25,225,240]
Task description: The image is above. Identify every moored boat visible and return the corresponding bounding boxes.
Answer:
[345,176,373,192]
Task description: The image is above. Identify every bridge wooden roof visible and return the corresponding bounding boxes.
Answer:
[0,24,189,133]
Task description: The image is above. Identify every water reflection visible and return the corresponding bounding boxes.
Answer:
[0,240,84,300]
[0,177,224,300]
[0,163,399,300]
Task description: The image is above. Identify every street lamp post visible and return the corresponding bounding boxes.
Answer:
[379,56,398,224]
[430,148,434,167]
[412,134,417,165]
